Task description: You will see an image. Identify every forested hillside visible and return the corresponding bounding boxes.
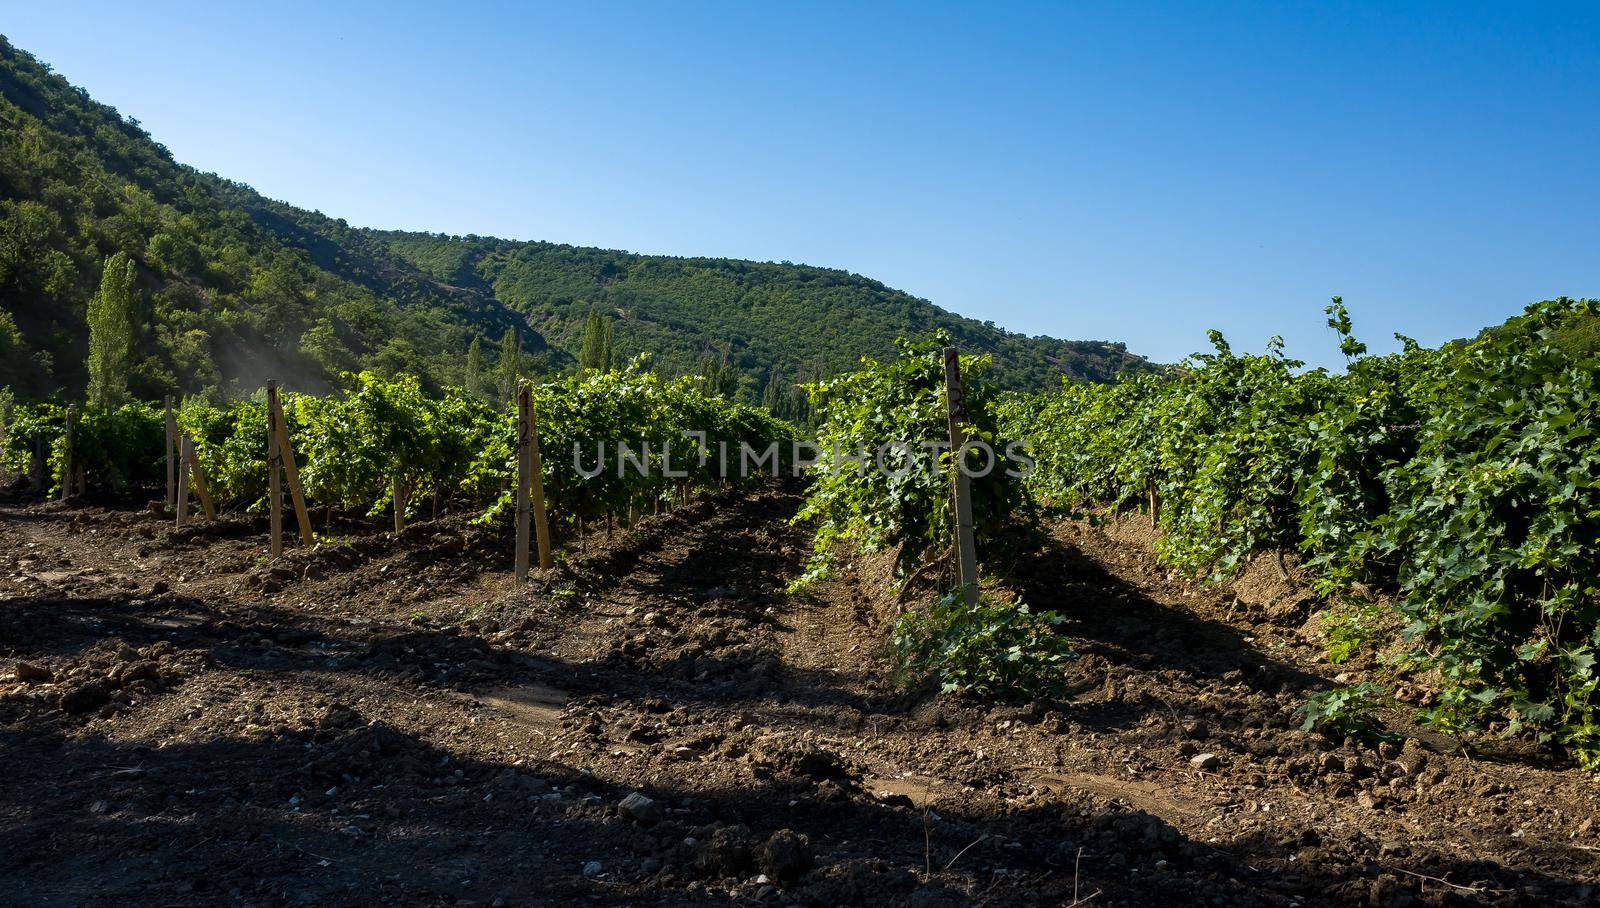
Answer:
[0,37,531,399]
[0,35,1148,404]
[373,231,1151,401]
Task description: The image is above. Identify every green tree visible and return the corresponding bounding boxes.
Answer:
[499,329,519,404]
[761,368,785,415]
[300,318,355,379]
[86,252,138,409]
[697,352,737,399]
[580,309,613,373]
[464,336,484,398]
[0,311,33,392]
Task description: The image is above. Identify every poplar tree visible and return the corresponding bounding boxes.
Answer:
[762,369,783,414]
[499,329,519,404]
[580,310,613,373]
[86,252,137,409]
[464,336,483,398]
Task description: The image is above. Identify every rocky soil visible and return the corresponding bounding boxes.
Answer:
[2,482,1597,906]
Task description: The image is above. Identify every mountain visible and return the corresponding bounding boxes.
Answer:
[0,36,526,399]
[0,35,1149,404]
[371,230,1151,397]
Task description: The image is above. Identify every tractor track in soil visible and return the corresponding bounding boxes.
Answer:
[1,483,1597,906]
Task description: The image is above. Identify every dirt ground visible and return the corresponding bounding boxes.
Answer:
[2,480,1597,907]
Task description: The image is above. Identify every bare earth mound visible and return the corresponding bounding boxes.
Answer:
[1,486,1596,906]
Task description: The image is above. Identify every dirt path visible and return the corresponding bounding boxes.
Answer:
[2,485,1597,906]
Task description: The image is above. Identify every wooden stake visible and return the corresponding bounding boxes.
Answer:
[60,405,75,502]
[529,384,552,568]
[270,398,313,546]
[267,382,283,557]
[176,433,192,527]
[392,475,407,534]
[514,384,531,581]
[165,396,177,510]
[943,347,979,606]
[184,432,215,520]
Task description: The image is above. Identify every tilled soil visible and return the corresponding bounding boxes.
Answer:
[2,484,1597,907]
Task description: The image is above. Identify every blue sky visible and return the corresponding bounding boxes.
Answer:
[6,1,1597,368]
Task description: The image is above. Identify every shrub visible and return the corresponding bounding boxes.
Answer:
[1005,297,1600,762]
[1298,683,1392,741]
[892,591,1075,701]
[795,332,1027,584]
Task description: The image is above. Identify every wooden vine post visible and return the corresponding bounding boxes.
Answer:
[60,405,75,502]
[265,381,312,555]
[514,386,530,581]
[528,386,552,571]
[175,433,191,526]
[942,347,979,606]
[274,402,313,547]
[267,382,284,555]
[165,396,178,510]
[392,476,407,534]
[514,382,552,583]
[173,432,215,527]
[184,431,216,521]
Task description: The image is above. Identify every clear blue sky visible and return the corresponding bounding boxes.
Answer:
[6,1,1598,368]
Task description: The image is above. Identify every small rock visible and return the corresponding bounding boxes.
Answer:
[317,704,360,730]
[757,828,813,883]
[1398,740,1429,777]
[618,792,663,828]
[695,825,755,878]
[876,791,916,809]
[1182,720,1210,740]
[749,737,849,781]
[119,660,160,684]
[581,860,603,877]
[1368,873,1400,905]
[1379,840,1408,858]
[13,661,52,684]
[89,799,109,814]
[60,682,110,715]
[1189,752,1221,771]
